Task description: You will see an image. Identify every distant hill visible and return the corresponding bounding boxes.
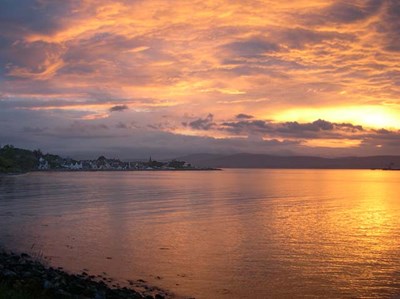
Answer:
[177,153,400,169]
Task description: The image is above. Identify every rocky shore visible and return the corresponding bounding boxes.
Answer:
[0,249,169,299]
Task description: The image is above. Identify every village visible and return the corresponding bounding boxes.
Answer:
[0,145,219,173]
[38,155,194,171]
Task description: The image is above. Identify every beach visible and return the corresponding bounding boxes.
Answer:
[0,248,170,299]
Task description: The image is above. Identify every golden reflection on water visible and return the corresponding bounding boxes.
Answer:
[1,170,400,298]
[263,170,400,298]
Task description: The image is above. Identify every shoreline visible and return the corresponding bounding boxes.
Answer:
[32,168,221,172]
[0,247,173,299]
[0,168,221,175]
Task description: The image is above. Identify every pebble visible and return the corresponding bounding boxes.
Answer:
[3,269,17,277]
[43,280,53,289]
[0,248,171,299]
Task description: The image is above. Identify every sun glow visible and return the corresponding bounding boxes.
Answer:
[304,139,362,148]
[273,106,400,130]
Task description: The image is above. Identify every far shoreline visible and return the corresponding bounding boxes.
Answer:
[0,168,222,176]
[3,167,400,177]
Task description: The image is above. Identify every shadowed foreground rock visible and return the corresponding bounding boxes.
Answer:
[0,249,167,299]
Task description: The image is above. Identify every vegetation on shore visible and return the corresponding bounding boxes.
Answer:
[0,145,41,173]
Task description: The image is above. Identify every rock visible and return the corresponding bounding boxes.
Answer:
[43,280,53,289]
[3,269,17,277]
[68,282,86,293]
[56,289,72,297]
[94,290,106,299]
[0,249,172,299]
[22,271,32,278]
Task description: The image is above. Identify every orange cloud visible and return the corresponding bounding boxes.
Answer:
[1,0,400,155]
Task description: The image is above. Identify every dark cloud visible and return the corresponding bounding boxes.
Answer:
[184,114,215,130]
[325,0,383,23]
[0,0,76,38]
[335,122,364,132]
[109,105,129,112]
[115,122,128,129]
[235,113,254,120]
[0,40,63,78]
[221,120,271,135]
[275,28,354,49]
[222,37,280,58]
[221,119,365,138]
[375,0,400,51]
[282,119,334,132]
[304,0,384,25]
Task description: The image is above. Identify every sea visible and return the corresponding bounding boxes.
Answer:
[1,169,400,298]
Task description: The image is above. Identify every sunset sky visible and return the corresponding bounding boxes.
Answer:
[0,0,399,158]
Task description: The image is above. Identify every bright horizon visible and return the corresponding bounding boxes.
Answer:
[0,0,399,158]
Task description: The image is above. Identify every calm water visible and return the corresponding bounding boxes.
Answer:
[1,169,400,298]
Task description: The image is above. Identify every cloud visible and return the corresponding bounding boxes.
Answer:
[0,0,72,38]
[220,119,366,139]
[302,0,384,25]
[0,39,65,80]
[0,0,399,157]
[282,119,335,132]
[221,120,271,135]
[1,105,399,158]
[222,37,280,58]
[273,27,354,49]
[109,104,129,112]
[235,113,254,120]
[375,0,400,51]
[184,114,215,131]
[23,126,48,134]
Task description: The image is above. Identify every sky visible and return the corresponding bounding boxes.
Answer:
[0,0,399,159]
